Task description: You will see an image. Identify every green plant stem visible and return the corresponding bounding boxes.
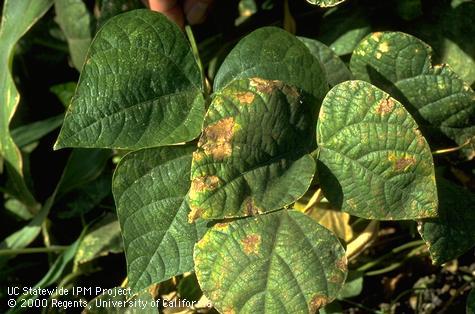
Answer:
[0,246,68,256]
[365,262,403,276]
[357,239,425,272]
[185,25,206,93]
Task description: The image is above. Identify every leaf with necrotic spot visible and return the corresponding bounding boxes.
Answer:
[194,210,347,314]
[317,80,437,220]
[189,78,317,220]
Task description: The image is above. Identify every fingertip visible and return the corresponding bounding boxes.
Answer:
[147,0,178,11]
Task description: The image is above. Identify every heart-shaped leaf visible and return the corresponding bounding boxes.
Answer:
[350,32,475,159]
[113,145,206,292]
[418,176,475,265]
[214,27,328,102]
[317,80,438,220]
[189,78,317,220]
[55,10,205,150]
[298,37,352,87]
[194,210,347,314]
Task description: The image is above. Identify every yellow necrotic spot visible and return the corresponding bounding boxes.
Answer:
[379,42,390,53]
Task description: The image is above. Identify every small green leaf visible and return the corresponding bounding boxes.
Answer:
[50,82,76,107]
[11,114,64,148]
[54,0,93,71]
[350,31,475,159]
[298,37,352,87]
[4,198,33,220]
[55,10,205,150]
[214,27,328,102]
[337,271,363,299]
[0,197,52,265]
[113,145,206,292]
[194,210,347,313]
[306,0,347,8]
[418,176,475,265]
[189,78,317,220]
[74,213,122,266]
[317,80,438,220]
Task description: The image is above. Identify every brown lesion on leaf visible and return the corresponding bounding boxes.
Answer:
[222,307,235,314]
[244,197,262,216]
[235,91,255,105]
[336,256,348,272]
[199,117,235,160]
[396,157,416,171]
[329,274,344,284]
[191,175,220,193]
[241,234,261,255]
[249,77,282,94]
[388,153,416,172]
[414,129,425,146]
[214,222,230,231]
[371,32,383,41]
[308,294,330,313]
[375,97,395,115]
[188,206,204,223]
